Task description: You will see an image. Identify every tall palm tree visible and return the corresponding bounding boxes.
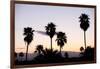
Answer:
[45,22,56,51]
[79,13,90,50]
[36,45,43,55]
[23,27,34,61]
[56,32,67,54]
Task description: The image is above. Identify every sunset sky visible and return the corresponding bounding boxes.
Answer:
[15,3,95,54]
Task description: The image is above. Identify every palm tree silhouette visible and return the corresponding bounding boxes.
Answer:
[80,46,84,57]
[36,45,43,55]
[23,27,34,61]
[80,46,84,52]
[79,13,90,50]
[42,48,58,56]
[56,32,67,54]
[45,22,56,51]
[19,52,24,61]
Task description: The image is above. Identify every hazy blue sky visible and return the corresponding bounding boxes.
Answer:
[15,4,95,53]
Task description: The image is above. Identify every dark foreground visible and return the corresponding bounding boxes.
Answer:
[15,47,95,65]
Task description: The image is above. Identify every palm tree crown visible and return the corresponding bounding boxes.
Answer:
[45,22,56,38]
[56,32,67,53]
[23,27,34,45]
[36,45,43,55]
[80,46,84,52]
[79,13,90,31]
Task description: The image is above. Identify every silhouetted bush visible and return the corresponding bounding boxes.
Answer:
[80,46,94,61]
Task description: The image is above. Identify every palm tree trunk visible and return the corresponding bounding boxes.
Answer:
[26,44,28,61]
[51,38,52,52]
[60,46,61,54]
[84,31,86,50]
